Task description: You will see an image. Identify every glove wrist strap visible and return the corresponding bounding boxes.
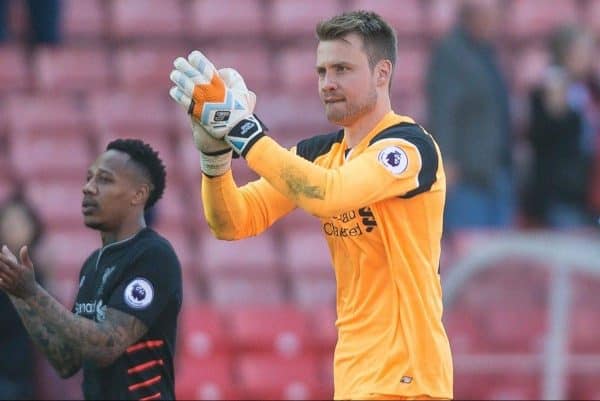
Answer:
[225,114,267,157]
[200,150,232,177]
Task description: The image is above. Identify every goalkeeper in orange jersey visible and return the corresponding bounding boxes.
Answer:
[169,10,452,400]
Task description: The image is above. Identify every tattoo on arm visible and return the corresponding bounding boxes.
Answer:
[281,167,325,200]
[9,286,148,378]
[10,294,82,378]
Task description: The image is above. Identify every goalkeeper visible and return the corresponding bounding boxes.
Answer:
[170,10,452,401]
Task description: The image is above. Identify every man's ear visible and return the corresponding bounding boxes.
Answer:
[132,183,150,208]
[376,59,393,88]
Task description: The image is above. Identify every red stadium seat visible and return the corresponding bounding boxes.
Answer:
[0,45,29,93]
[254,91,334,135]
[446,259,551,354]
[391,89,426,126]
[200,44,272,92]
[32,46,112,93]
[568,371,600,401]
[150,184,186,230]
[109,0,185,41]
[25,180,90,229]
[5,93,93,180]
[62,0,107,41]
[206,271,285,306]
[289,272,336,308]
[351,0,424,36]
[505,0,579,38]
[9,129,93,181]
[199,231,280,274]
[569,275,600,353]
[317,353,334,399]
[277,46,318,93]
[88,92,177,175]
[89,91,173,134]
[187,0,265,38]
[42,227,99,275]
[268,0,342,38]
[236,354,321,400]
[454,368,542,400]
[443,308,485,354]
[114,45,190,93]
[484,306,546,353]
[393,46,428,95]
[5,94,89,134]
[176,355,238,400]
[172,134,207,191]
[282,228,331,274]
[226,304,311,357]
[308,305,337,352]
[179,304,230,360]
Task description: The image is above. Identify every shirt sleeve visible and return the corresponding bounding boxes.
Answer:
[244,129,442,218]
[202,159,297,240]
[106,243,182,327]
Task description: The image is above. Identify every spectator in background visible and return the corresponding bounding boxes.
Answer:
[0,191,45,400]
[523,53,594,227]
[0,0,61,46]
[426,0,514,237]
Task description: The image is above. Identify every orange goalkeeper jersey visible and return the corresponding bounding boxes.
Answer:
[202,111,453,400]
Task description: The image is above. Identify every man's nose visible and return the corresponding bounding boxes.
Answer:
[321,76,337,92]
[321,73,338,91]
[82,179,96,195]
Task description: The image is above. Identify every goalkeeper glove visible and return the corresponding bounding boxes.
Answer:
[170,64,251,176]
[169,50,267,157]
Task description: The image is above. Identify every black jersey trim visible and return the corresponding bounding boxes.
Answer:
[370,122,438,198]
[296,130,344,162]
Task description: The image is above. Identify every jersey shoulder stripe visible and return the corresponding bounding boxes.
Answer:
[296,130,344,162]
[370,122,439,198]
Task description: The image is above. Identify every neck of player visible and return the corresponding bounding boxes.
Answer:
[101,213,147,246]
[343,95,391,148]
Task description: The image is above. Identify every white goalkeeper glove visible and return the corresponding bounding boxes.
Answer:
[169,50,267,157]
[170,63,250,176]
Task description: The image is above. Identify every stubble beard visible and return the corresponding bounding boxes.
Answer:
[325,87,378,126]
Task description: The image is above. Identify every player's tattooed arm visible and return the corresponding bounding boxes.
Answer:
[0,249,147,377]
[9,295,82,378]
[9,288,147,377]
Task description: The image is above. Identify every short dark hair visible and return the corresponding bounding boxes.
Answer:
[316,10,397,72]
[106,139,166,210]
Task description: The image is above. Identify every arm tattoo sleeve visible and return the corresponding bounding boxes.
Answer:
[9,285,148,378]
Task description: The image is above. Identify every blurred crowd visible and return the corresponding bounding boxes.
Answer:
[1,0,600,399]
